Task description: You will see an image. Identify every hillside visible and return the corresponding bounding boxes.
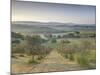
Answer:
[11,21,96,34]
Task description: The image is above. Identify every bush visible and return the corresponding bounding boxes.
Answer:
[11,55,17,59]
[19,54,24,57]
[65,54,68,58]
[57,35,62,38]
[28,59,38,64]
[37,55,44,60]
[69,54,74,61]
[12,32,24,40]
[75,31,80,34]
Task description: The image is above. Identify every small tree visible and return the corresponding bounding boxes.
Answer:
[68,33,75,38]
[24,35,42,60]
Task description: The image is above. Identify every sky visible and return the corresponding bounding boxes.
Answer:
[12,0,96,24]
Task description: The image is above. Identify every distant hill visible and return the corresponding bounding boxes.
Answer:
[11,21,96,34]
[11,24,62,34]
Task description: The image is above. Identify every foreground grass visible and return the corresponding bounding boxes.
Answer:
[63,50,96,69]
[74,50,96,68]
[57,38,96,69]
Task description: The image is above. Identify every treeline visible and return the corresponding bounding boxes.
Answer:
[44,31,96,39]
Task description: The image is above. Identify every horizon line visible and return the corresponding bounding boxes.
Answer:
[11,21,95,25]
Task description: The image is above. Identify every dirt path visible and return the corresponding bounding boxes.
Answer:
[12,50,83,74]
[28,50,82,73]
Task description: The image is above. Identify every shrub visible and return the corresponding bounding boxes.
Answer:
[57,35,62,38]
[19,54,24,57]
[69,53,74,61]
[12,32,24,40]
[37,55,44,60]
[68,33,75,38]
[75,31,80,34]
[65,54,68,58]
[11,55,17,59]
[28,59,38,64]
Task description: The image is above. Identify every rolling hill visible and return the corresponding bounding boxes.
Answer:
[11,21,96,35]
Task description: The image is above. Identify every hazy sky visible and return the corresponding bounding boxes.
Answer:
[12,0,96,24]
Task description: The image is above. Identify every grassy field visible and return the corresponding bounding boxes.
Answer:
[11,30,96,74]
